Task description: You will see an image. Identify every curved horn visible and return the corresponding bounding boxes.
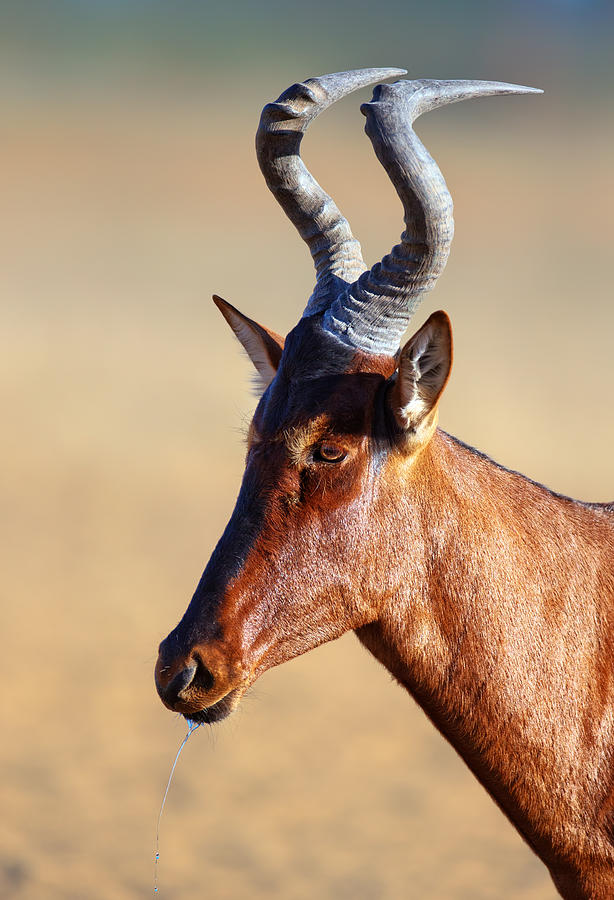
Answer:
[323,79,542,355]
[256,67,406,315]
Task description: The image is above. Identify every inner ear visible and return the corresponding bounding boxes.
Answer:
[213,295,285,392]
[390,310,453,432]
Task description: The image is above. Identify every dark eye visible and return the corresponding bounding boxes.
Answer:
[314,442,347,463]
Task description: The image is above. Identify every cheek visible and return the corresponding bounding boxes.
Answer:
[300,456,369,508]
[214,491,386,674]
[276,499,381,607]
[230,501,367,604]
[222,457,378,597]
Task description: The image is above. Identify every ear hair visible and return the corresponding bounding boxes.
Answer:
[390,310,453,432]
[213,295,285,393]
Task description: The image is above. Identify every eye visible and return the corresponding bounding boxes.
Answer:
[314,442,347,463]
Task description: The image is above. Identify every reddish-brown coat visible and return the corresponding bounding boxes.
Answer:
[156,317,614,899]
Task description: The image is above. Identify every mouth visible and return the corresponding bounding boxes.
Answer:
[183,684,245,724]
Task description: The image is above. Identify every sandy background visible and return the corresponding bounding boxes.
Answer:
[1,2,613,898]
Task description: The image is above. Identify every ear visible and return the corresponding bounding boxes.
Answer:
[389,311,453,432]
[212,295,285,392]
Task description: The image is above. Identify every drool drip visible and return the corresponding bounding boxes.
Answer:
[154,719,203,895]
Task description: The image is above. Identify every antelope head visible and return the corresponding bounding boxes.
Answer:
[155,69,539,723]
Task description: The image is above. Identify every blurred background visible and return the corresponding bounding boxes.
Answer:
[1,1,613,897]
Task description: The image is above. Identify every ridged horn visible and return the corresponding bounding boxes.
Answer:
[256,67,407,315]
[322,79,542,355]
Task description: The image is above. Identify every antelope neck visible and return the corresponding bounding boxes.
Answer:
[358,429,614,869]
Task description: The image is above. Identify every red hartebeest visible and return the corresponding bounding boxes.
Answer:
[155,69,614,898]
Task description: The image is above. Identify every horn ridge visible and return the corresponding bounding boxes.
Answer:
[322,78,542,355]
[256,67,407,315]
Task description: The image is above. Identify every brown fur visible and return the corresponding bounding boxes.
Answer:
[156,314,614,899]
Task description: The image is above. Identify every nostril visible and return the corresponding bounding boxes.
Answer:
[156,653,216,708]
[165,664,197,702]
[191,655,215,693]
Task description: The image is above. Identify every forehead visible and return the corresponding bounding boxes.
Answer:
[256,372,384,439]
[252,315,397,443]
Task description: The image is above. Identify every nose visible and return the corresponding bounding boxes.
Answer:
[155,650,215,711]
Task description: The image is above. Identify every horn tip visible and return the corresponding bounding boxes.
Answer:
[463,80,544,96]
[497,83,543,94]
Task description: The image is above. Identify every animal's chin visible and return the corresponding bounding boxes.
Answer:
[184,685,244,724]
